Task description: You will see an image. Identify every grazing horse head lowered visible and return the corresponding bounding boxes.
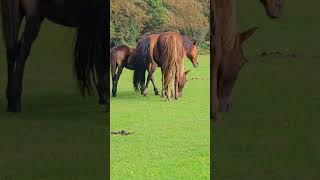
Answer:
[211,0,285,122]
[218,27,258,112]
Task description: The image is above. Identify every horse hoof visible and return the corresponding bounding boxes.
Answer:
[155,91,159,96]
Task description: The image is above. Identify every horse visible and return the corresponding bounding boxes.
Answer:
[211,0,285,122]
[133,32,198,96]
[156,32,188,100]
[0,0,107,112]
[111,45,138,97]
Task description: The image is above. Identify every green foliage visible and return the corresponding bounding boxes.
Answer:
[110,0,209,52]
[144,0,168,32]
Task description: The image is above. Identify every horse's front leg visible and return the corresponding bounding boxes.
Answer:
[143,62,156,96]
[150,66,159,96]
[8,16,43,112]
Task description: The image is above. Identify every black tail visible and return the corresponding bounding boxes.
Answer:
[1,0,20,49]
[132,36,150,91]
[73,2,107,96]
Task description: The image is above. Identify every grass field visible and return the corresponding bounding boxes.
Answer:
[214,0,320,179]
[0,21,107,179]
[111,55,210,179]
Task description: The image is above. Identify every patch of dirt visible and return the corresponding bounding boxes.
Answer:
[111,130,134,136]
[259,51,299,58]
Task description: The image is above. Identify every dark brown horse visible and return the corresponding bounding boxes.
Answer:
[133,32,198,96]
[211,0,285,122]
[0,0,107,112]
[110,45,137,97]
[156,32,187,100]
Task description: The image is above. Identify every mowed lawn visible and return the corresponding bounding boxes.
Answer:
[111,55,210,179]
[0,21,107,179]
[214,0,320,179]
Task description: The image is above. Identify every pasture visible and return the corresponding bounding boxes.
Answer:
[111,55,210,179]
[214,0,320,179]
[0,21,107,179]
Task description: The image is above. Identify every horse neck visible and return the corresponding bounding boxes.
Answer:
[215,0,237,49]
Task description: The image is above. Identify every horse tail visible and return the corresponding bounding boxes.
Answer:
[0,0,20,49]
[163,35,178,89]
[132,37,149,91]
[73,4,107,96]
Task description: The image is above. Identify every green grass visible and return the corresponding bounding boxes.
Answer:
[214,0,320,179]
[111,55,210,179]
[0,21,107,179]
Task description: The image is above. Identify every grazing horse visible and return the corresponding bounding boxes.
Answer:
[110,45,137,97]
[211,0,285,122]
[0,0,107,112]
[133,32,198,96]
[156,32,188,100]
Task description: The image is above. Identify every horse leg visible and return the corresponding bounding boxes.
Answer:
[113,65,124,97]
[95,60,108,104]
[4,10,23,112]
[160,68,165,98]
[111,62,118,97]
[9,16,43,112]
[143,63,156,96]
[174,66,179,100]
[150,69,159,95]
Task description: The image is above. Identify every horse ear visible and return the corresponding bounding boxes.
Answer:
[193,40,197,46]
[185,70,191,75]
[239,26,259,45]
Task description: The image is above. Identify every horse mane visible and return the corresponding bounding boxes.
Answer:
[73,1,107,96]
[182,35,195,53]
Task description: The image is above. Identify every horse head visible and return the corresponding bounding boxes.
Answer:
[178,70,191,97]
[186,40,199,68]
[218,27,258,112]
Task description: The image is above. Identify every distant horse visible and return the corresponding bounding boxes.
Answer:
[110,45,134,97]
[111,44,145,97]
[211,0,285,121]
[0,0,107,112]
[133,32,198,96]
[156,32,188,100]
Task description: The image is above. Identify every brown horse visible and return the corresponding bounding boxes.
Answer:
[156,32,187,100]
[111,45,137,97]
[133,32,198,96]
[211,0,285,122]
[0,0,107,112]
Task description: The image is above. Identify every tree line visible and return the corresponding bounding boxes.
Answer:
[110,0,209,53]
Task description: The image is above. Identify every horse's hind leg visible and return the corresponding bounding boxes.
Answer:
[113,65,124,97]
[9,16,43,112]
